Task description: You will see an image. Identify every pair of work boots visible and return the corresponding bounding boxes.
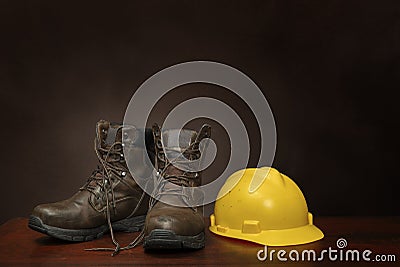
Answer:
[29,120,210,254]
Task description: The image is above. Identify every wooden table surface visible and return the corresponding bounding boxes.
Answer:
[0,217,399,266]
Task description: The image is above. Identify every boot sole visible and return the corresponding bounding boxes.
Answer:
[143,229,205,250]
[28,215,146,242]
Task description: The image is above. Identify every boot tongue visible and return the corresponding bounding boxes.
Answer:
[96,120,122,149]
[161,129,197,158]
[161,129,199,179]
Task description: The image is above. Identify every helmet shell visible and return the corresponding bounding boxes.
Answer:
[209,167,324,246]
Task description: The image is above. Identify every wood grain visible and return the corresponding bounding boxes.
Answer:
[0,217,399,266]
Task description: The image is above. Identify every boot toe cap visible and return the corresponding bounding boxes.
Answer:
[32,204,62,225]
[145,207,205,236]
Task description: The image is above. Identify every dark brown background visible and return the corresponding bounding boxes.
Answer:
[1,0,399,224]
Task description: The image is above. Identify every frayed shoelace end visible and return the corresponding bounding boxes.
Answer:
[84,247,120,257]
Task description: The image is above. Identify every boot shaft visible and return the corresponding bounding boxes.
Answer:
[152,124,211,188]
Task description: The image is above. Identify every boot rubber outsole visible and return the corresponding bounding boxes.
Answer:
[143,229,205,250]
[28,215,146,242]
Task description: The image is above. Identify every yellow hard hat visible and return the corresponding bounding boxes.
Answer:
[209,167,324,246]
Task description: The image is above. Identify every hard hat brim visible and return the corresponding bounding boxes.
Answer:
[209,214,324,246]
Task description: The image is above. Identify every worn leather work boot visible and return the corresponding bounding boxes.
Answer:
[142,123,211,250]
[28,120,154,244]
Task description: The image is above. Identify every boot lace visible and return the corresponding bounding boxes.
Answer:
[119,126,204,250]
[86,125,206,255]
[83,136,146,256]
